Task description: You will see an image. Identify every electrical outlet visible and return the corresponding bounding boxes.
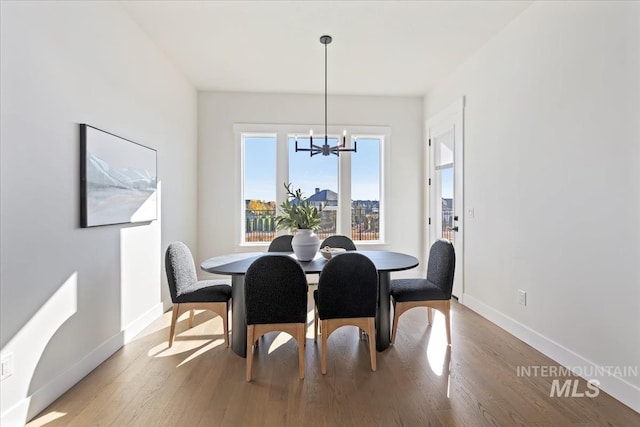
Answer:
[1,353,13,381]
[518,290,527,306]
[467,208,474,218]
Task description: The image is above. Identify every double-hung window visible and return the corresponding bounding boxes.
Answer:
[238,124,388,246]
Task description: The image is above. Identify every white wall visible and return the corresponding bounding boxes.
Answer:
[424,1,639,410]
[198,92,424,271]
[0,2,198,425]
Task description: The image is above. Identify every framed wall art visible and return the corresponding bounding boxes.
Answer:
[80,124,157,227]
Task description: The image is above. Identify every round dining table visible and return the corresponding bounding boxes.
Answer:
[201,250,419,357]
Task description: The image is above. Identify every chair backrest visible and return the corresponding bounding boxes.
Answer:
[245,255,308,325]
[320,235,357,251]
[268,235,294,252]
[165,242,198,302]
[317,252,377,320]
[426,239,456,298]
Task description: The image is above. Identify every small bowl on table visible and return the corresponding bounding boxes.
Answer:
[320,246,347,260]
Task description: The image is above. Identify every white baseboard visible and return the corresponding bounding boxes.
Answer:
[123,303,165,344]
[462,294,640,413]
[1,303,164,427]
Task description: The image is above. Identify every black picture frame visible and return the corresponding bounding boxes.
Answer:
[80,124,157,227]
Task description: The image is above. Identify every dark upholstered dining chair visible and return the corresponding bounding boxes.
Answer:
[244,255,308,381]
[314,252,378,374]
[268,234,294,252]
[315,235,357,291]
[165,242,232,348]
[320,235,357,251]
[390,239,456,346]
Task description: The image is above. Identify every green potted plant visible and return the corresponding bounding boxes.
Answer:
[274,183,321,260]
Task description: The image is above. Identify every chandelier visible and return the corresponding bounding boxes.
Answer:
[295,35,357,157]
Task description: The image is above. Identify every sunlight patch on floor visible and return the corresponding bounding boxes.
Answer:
[427,311,448,376]
[147,337,224,358]
[27,411,67,426]
[147,314,225,358]
[177,339,224,367]
[268,332,294,354]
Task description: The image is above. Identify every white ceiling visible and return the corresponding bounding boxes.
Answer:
[121,0,532,96]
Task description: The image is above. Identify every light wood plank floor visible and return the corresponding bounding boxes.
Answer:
[27,296,639,426]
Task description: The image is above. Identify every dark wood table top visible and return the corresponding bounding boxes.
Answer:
[201,250,419,276]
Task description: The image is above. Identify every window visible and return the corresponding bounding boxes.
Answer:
[288,136,338,240]
[238,125,388,245]
[242,134,276,243]
[351,137,381,242]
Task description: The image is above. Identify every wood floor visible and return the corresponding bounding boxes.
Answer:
[27,296,638,426]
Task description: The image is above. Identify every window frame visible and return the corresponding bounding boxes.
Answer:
[235,123,390,248]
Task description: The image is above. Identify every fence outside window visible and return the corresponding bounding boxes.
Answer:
[245,205,379,243]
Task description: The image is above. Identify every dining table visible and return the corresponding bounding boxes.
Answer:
[200,250,419,357]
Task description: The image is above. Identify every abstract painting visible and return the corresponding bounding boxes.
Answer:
[80,124,157,227]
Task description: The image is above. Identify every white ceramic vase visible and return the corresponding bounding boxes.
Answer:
[292,229,320,261]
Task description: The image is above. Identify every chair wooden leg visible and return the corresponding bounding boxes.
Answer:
[246,325,255,382]
[297,323,305,379]
[168,304,180,347]
[443,300,451,345]
[321,320,328,374]
[367,318,377,372]
[168,302,229,347]
[247,323,306,381]
[392,300,454,347]
[322,318,377,374]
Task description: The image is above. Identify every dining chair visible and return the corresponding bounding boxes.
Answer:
[315,235,357,295]
[390,239,456,346]
[267,234,294,252]
[165,242,232,348]
[320,235,357,251]
[245,254,308,381]
[314,252,378,374]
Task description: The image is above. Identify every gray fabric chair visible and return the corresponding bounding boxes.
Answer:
[268,234,294,252]
[245,254,308,381]
[390,239,456,345]
[165,242,232,347]
[320,235,357,251]
[314,252,378,374]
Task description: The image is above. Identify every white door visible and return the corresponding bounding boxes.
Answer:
[426,98,464,299]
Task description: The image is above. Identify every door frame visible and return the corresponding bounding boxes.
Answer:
[425,97,465,300]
